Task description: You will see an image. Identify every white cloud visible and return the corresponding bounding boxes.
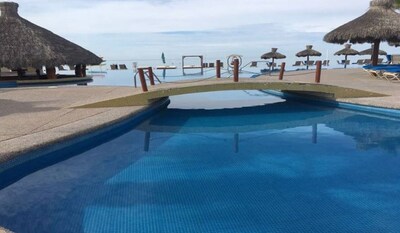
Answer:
[16,0,368,34]
[13,0,392,62]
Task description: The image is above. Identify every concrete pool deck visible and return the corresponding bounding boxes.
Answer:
[0,86,148,163]
[0,68,399,163]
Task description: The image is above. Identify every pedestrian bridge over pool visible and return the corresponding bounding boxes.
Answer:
[79,79,385,108]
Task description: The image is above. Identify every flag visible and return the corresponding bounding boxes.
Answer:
[161,52,166,64]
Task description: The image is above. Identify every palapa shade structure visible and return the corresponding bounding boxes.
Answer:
[261,48,286,69]
[323,0,400,66]
[0,2,102,78]
[296,45,322,70]
[334,44,359,68]
[359,45,387,55]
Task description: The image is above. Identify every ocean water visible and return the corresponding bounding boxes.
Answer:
[0,91,399,233]
[85,58,360,87]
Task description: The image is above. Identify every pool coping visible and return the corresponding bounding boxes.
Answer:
[262,90,400,118]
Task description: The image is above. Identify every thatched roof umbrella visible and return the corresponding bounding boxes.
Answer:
[359,45,387,55]
[296,45,322,70]
[0,2,102,79]
[324,0,400,66]
[334,44,359,68]
[261,48,286,70]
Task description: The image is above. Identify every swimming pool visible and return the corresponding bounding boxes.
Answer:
[0,91,399,233]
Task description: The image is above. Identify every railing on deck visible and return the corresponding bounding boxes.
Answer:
[135,59,324,93]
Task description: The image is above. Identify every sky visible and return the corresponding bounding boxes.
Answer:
[12,0,397,64]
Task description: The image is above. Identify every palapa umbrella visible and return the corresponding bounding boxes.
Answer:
[334,44,359,68]
[324,0,400,66]
[359,45,387,55]
[296,45,322,70]
[261,48,286,70]
[0,2,102,78]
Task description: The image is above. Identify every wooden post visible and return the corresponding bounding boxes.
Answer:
[372,40,380,66]
[35,69,41,78]
[82,64,87,77]
[216,60,221,78]
[233,59,239,82]
[46,67,57,79]
[148,67,155,86]
[138,68,148,92]
[16,68,25,78]
[315,61,322,83]
[279,62,286,80]
[200,56,204,75]
[75,64,84,77]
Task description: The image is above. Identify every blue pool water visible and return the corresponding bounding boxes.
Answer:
[1,91,400,233]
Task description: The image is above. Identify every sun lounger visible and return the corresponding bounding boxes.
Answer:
[119,64,128,70]
[363,59,371,65]
[364,69,384,79]
[382,72,400,82]
[110,64,118,70]
[156,65,177,70]
[250,61,258,67]
[391,55,400,64]
[377,58,384,64]
[322,60,330,66]
[337,60,350,65]
[209,63,215,68]
[292,61,303,66]
[303,61,315,66]
[202,63,208,68]
[353,59,365,65]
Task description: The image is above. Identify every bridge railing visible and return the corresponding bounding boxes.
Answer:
[136,59,323,92]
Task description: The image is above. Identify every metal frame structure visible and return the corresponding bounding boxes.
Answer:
[182,55,204,75]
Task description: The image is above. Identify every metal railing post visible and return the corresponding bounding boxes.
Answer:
[138,68,148,92]
[315,61,322,83]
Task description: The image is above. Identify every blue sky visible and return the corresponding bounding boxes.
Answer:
[13,0,398,62]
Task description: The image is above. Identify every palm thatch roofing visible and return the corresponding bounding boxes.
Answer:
[0,2,102,69]
[334,44,359,56]
[324,0,400,44]
[359,46,387,55]
[296,45,322,57]
[261,48,286,59]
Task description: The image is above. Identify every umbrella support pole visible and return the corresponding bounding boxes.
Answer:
[75,64,84,77]
[372,40,380,66]
[46,67,56,79]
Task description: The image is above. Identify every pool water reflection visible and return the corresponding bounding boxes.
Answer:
[0,92,399,233]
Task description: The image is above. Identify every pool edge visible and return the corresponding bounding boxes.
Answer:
[0,97,170,189]
[262,90,400,118]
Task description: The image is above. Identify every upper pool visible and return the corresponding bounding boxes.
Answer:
[0,91,400,233]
